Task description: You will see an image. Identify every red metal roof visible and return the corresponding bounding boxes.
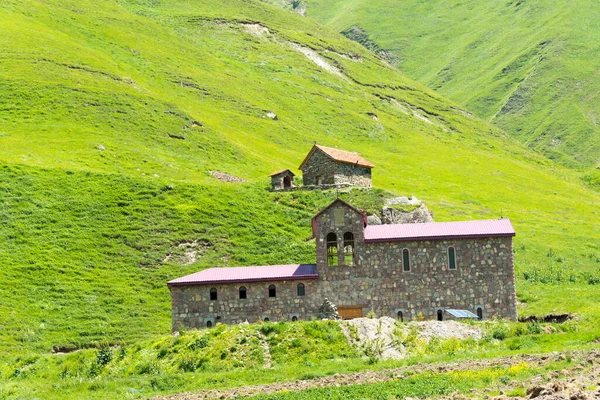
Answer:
[167,264,318,286]
[364,219,515,242]
[299,145,374,170]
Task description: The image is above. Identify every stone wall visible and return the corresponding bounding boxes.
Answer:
[301,148,372,187]
[170,279,318,330]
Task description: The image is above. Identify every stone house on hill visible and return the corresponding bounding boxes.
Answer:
[269,169,295,190]
[299,145,373,187]
[168,199,517,329]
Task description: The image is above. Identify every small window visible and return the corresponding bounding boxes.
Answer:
[263,317,270,322]
[239,286,247,299]
[402,249,410,272]
[477,307,483,320]
[437,309,443,321]
[210,288,217,301]
[343,232,355,266]
[292,316,298,322]
[268,284,276,298]
[206,320,213,328]
[448,247,457,270]
[297,283,305,296]
[397,311,403,322]
[326,232,338,267]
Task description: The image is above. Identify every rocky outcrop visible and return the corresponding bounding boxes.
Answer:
[381,203,434,224]
[366,214,382,225]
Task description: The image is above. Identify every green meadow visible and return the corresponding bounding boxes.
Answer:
[0,0,599,398]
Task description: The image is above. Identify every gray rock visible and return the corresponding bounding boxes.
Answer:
[385,196,421,206]
[367,214,382,225]
[382,203,434,224]
[97,144,105,150]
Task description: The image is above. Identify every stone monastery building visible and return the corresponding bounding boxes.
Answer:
[168,198,518,330]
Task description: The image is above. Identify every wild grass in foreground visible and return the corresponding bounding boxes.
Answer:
[1,313,599,399]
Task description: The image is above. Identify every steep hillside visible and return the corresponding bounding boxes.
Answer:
[0,0,599,361]
[303,0,600,168]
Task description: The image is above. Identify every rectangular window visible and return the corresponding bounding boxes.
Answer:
[402,249,410,272]
[448,247,457,270]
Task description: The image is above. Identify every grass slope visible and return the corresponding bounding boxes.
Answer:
[0,0,599,397]
[1,0,599,350]
[303,0,600,168]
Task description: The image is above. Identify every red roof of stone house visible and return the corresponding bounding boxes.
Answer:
[167,264,318,286]
[269,169,295,177]
[299,145,374,170]
[364,219,515,242]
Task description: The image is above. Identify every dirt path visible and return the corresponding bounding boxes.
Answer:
[156,348,600,400]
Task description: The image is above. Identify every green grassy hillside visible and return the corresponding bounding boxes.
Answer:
[302,0,600,168]
[0,1,599,396]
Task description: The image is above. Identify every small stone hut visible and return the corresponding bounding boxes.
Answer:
[168,199,517,329]
[269,169,295,190]
[299,145,373,187]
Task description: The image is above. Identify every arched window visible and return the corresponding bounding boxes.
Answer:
[477,307,483,320]
[297,283,305,296]
[210,288,217,301]
[448,247,457,270]
[402,249,410,272]
[239,286,247,299]
[326,232,338,267]
[268,284,276,298]
[343,232,355,266]
[263,317,270,322]
[206,320,213,328]
[397,311,403,322]
[292,316,298,322]
[437,309,443,321]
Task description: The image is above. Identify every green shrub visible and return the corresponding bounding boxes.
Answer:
[190,336,209,350]
[527,321,542,335]
[491,324,510,340]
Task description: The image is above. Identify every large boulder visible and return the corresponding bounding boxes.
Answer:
[385,196,422,206]
[367,214,382,225]
[382,203,434,224]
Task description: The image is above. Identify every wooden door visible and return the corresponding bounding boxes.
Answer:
[338,307,363,320]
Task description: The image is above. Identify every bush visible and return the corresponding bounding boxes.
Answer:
[527,321,542,335]
[96,346,112,367]
[190,336,209,350]
[491,324,510,340]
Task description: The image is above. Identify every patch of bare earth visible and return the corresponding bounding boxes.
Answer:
[163,240,211,265]
[155,349,600,400]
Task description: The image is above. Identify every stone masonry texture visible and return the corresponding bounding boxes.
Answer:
[170,201,517,330]
[301,148,372,187]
